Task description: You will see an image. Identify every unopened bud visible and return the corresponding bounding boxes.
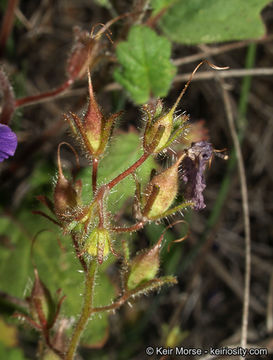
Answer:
[127,242,161,290]
[85,228,111,264]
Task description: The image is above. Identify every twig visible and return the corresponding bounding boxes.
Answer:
[173,34,273,67]
[0,0,19,56]
[0,290,28,309]
[218,76,251,357]
[266,269,273,333]
[174,67,273,82]
[102,67,273,94]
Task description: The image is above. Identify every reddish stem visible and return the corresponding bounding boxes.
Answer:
[112,221,145,233]
[0,0,18,57]
[15,79,73,108]
[92,158,99,194]
[107,152,149,191]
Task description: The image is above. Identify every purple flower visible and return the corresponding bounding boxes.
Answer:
[0,124,17,162]
[181,141,213,210]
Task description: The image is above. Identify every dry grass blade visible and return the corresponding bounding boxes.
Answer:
[218,78,251,358]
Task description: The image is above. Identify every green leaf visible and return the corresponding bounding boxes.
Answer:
[114,25,176,104]
[0,212,116,347]
[153,0,270,44]
[0,216,32,298]
[93,0,112,9]
[151,0,175,15]
[80,132,157,212]
[0,342,29,360]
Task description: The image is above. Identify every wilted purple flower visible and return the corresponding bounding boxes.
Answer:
[181,141,213,210]
[0,124,17,162]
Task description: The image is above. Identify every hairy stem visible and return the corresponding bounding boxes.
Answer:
[107,152,149,191]
[65,261,97,360]
[15,79,73,108]
[92,158,99,194]
[112,221,145,233]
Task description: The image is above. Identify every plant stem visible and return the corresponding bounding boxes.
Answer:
[15,79,73,108]
[112,221,145,233]
[0,0,18,57]
[92,158,99,194]
[65,261,97,360]
[107,152,149,191]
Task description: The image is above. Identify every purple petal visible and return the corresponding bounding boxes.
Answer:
[181,141,213,210]
[0,124,17,162]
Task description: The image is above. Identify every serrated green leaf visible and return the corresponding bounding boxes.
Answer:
[114,25,176,104]
[154,0,270,44]
[80,132,157,212]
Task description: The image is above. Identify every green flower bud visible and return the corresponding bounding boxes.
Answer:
[85,228,111,264]
[127,242,161,290]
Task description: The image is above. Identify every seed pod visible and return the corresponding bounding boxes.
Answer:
[127,241,161,290]
[66,72,122,158]
[144,154,184,219]
[85,228,111,264]
[66,27,98,81]
[84,70,103,153]
[54,144,78,221]
[28,269,55,329]
[145,109,174,153]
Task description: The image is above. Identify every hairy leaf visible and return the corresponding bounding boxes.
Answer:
[114,25,176,104]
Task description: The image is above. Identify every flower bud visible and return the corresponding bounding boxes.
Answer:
[85,228,111,264]
[28,269,55,328]
[84,71,103,153]
[145,108,174,153]
[127,242,161,290]
[66,72,121,158]
[144,154,184,219]
[66,27,98,81]
[54,147,78,221]
[54,174,77,218]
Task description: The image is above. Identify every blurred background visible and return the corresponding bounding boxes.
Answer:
[0,1,273,359]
